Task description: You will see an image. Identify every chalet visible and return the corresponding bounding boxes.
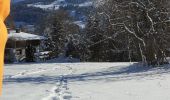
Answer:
[5,29,46,63]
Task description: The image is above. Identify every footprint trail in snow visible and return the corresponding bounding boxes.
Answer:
[42,65,75,100]
[42,76,72,100]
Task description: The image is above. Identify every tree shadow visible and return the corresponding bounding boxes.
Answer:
[4,63,170,84]
[65,63,170,82]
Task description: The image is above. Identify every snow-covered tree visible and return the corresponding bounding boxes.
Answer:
[36,10,82,58]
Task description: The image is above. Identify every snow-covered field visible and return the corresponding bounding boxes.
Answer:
[2,62,170,100]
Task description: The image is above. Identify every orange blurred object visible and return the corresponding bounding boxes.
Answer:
[0,0,10,94]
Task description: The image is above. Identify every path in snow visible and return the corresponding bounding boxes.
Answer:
[3,63,170,100]
[42,76,72,100]
[3,64,76,100]
[41,65,76,100]
[5,64,76,100]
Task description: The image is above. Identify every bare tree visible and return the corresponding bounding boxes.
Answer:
[87,0,170,65]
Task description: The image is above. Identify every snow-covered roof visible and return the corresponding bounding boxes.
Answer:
[8,30,46,41]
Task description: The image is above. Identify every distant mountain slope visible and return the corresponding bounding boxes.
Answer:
[27,0,93,10]
[12,0,26,3]
[11,0,95,28]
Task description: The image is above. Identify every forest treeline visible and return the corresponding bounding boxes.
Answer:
[9,0,170,66]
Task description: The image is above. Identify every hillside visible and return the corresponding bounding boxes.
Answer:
[11,0,94,27]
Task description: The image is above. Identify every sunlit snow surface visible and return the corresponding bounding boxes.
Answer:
[8,30,45,41]
[2,62,170,100]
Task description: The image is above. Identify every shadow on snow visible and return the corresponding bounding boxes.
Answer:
[4,63,170,84]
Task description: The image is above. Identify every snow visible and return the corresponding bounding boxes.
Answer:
[46,55,80,63]
[2,62,170,100]
[79,1,93,7]
[93,0,106,7]
[26,0,92,29]
[8,30,46,41]
[27,0,93,10]
[74,21,86,29]
[27,1,60,10]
